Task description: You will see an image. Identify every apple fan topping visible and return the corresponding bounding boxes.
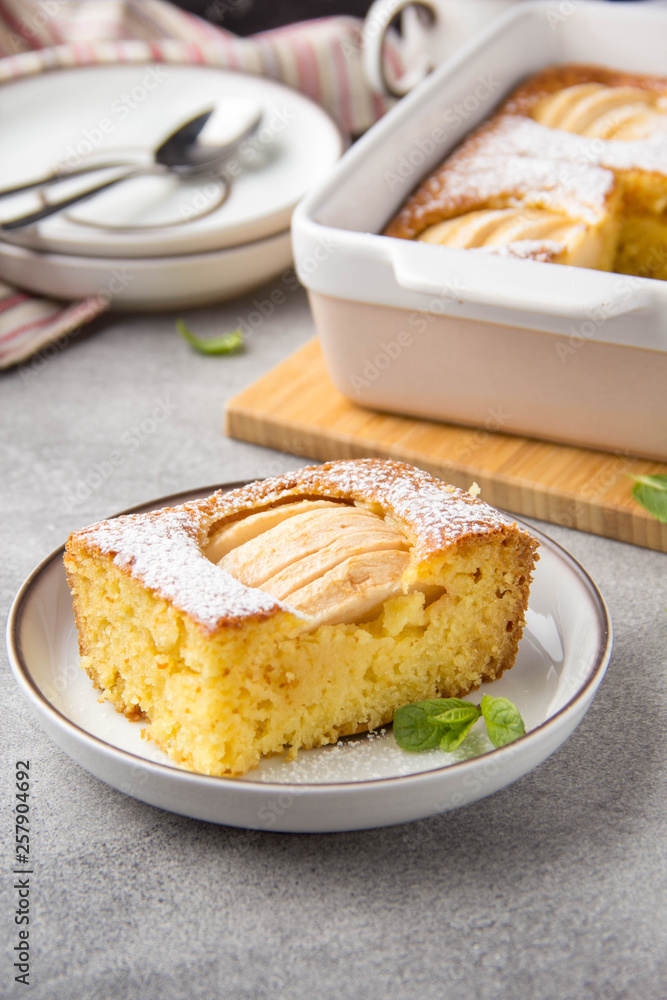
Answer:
[205,499,411,626]
[417,207,582,253]
[530,83,667,140]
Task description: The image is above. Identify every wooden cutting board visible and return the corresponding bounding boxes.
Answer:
[226,338,667,554]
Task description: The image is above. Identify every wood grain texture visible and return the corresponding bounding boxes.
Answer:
[226,338,667,553]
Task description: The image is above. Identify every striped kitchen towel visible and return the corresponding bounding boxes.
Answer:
[0,0,401,369]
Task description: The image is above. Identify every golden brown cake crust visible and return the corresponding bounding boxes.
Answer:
[65,459,536,634]
[383,63,667,242]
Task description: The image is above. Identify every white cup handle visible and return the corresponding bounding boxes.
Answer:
[362,0,438,99]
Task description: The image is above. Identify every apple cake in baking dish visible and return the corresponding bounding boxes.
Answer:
[64,460,538,777]
[385,64,667,279]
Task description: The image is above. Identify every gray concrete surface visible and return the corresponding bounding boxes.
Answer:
[1,283,666,1000]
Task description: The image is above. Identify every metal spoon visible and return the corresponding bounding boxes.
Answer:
[0,108,214,200]
[0,102,262,231]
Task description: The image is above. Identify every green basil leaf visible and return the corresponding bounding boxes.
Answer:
[439,715,480,753]
[176,319,244,356]
[429,702,481,727]
[393,701,451,751]
[480,695,526,748]
[629,474,667,524]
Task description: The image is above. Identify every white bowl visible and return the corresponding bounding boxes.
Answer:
[0,228,293,310]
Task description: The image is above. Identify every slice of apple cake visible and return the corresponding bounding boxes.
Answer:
[64,459,538,777]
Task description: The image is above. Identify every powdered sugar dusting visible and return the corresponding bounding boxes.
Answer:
[430,133,614,224]
[251,727,492,783]
[386,118,615,238]
[76,503,289,631]
[476,239,565,262]
[385,65,667,242]
[71,460,524,633]
[490,114,667,182]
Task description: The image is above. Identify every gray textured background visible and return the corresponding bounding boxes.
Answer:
[1,285,666,1000]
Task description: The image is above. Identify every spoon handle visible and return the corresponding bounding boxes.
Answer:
[0,167,155,230]
[0,159,151,199]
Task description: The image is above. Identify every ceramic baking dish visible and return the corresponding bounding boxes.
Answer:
[291,0,667,461]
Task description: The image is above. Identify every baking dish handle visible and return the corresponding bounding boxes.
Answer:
[390,242,655,324]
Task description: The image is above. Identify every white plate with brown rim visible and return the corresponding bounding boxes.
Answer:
[6,483,612,833]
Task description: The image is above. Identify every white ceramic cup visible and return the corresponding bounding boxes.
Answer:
[363,0,525,97]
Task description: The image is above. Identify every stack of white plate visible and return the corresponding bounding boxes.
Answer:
[0,62,343,309]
